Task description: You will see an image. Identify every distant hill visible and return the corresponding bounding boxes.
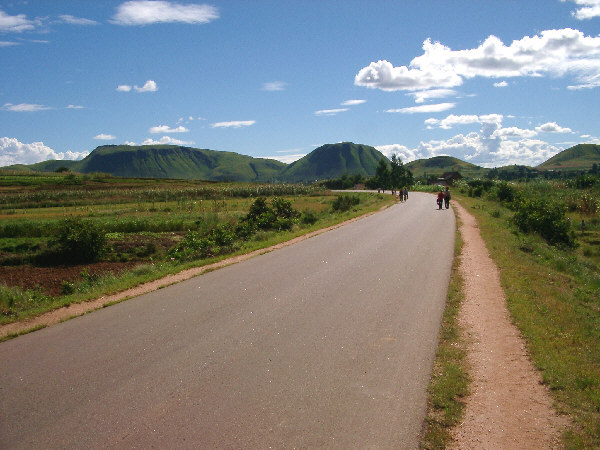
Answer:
[73,145,285,182]
[405,156,488,178]
[537,144,600,171]
[280,142,386,182]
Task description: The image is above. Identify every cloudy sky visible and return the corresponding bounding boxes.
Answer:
[1,0,599,168]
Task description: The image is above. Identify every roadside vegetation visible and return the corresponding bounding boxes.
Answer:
[0,171,395,326]
[417,176,600,448]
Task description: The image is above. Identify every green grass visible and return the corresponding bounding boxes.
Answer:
[421,209,469,448]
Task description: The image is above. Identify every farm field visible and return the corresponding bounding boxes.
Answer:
[0,171,395,325]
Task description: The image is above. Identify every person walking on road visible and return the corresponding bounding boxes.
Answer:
[444,187,451,209]
[404,188,408,201]
[437,190,444,209]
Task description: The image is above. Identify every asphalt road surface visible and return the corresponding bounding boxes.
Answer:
[0,192,455,449]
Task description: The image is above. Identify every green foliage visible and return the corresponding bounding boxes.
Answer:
[49,217,107,263]
[512,198,575,247]
[331,194,360,212]
[0,284,50,318]
[495,181,518,203]
[168,197,301,262]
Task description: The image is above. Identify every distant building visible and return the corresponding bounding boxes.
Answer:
[428,171,462,186]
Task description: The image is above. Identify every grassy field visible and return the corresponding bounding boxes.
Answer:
[420,178,600,448]
[0,171,396,326]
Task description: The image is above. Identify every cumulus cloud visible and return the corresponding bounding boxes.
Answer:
[565,0,600,19]
[117,80,157,92]
[112,1,219,25]
[134,80,158,92]
[379,112,578,167]
[494,81,509,87]
[0,10,40,32]
[341,99,366,106]
[3,103,51,112]
[0,137,88,166]
[386,103,455,114]
[314,108,349,116]
[262,81,287,91]
[264,152,307,164]
[356,28,600,91]
[141,135,194,145]
[149,125,188,133]
[535,122,573,133]
[211,120,256,128]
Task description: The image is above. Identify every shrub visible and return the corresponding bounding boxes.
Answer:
[496,181,517,203]
[332,194,360,212]
[512,198,575,247]
[49,218,107,263]
[302,210,318,225]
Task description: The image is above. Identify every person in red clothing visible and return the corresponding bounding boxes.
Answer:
[437,190,444,209]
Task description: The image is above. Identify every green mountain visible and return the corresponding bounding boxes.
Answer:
[74,145,285,182]
[279,142,386,182]
[536,144,600,171]
[406,156,488,178]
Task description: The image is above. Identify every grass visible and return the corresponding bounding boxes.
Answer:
[421,208,469,448]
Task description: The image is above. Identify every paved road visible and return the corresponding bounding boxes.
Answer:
[0,192,455,449]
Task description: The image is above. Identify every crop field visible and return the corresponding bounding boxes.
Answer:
[0,171,394,324]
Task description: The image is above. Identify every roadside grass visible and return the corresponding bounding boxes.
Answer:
[0,191,395,327]
[455,193,600,448]
[421,207,469,448]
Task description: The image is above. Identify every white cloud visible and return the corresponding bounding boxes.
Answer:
[314,108,349,116]
[0,10,40,32]
[262,81,287,91]
[112,1,219,25]
[492,127,537,139]
[141,135,194,145]
[149,125,188,133]
[408,89,457,103]
[0,41,19,47]
[386,103,455,114]
[425,114,482,129]
[564,0,600,19]
[3,103,51,112]
[134,80,158,92]
[211,120,256,128]
[375,144,421,162]
[341,99,366,106]
[58,15,98,25]
[66,104,85,109]
[94,134,116,140]
[264,153,306,164]
[0,137,88,166]
[535,122,573,133]
[117,80,157,92]
[494,81,509,87]
[356,28,600,91]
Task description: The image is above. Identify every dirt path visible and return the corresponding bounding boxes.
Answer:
[450,202,568,449]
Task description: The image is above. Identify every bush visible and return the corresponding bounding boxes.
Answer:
[512,198,575,247]
[301,210,318,225]
[496,182,517,203]
[332,194,360,212]
[49,218,107,263]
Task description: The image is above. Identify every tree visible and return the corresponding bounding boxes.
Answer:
[375,158,391,191]
[390,154,404,192]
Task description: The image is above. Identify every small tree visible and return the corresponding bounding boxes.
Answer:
[375,158,391,191]
[51,217,107,263]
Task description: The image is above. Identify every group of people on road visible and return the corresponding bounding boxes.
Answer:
[398,187,409,202]
[437,187,451,209]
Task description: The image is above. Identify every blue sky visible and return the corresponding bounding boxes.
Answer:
[1,0,599,168]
